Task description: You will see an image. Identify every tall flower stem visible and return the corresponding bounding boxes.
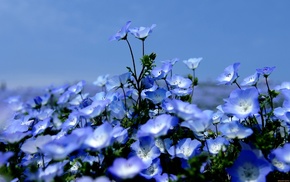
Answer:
[125,39,138,81]
[265,76,274,111]
[191,69,196,103]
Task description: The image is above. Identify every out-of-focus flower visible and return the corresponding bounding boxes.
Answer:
[167,138,201,160]
[108,156,146,180]
[219,120,253,139]
[256,66,276,77]
[217,62,240,85]
[129,24,156,40]
[109,21,131,41]
[137,114,178,138]
[226,149,272,182]
[183,57,202,70]
[204,136,229,155]
[0,151,14,167]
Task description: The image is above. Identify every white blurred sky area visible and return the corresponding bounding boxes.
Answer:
[0,1,290,89]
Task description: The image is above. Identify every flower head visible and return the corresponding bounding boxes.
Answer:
[226,149,272,182]
[183,57,202,70]
[256,66,275,77]
[217,62,240,85]
[222,88,260,119]
[109,21,131,41]
[108,156,146,180]
[129,24,156,40]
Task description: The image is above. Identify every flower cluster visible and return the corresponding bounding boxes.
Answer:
[0,21,289,182]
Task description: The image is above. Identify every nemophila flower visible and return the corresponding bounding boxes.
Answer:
[180,110,213,138]
[183,57,202,70]
[105,72,132,91]
[93,74,110,87]
[32,118,51,136]
[145,88,171,104]
[69,93,89,106]
[274,81,290,90]
[151,67,166,79]
[130,136,161,167]
[41,134,84,160]
[155,138,172,154]
[35,108,54,120]
[76,176,111,182]
[222,87,260,119]
[84,122,113,150]
[273,107,290,124]
[140,158,162,179]
[271,143,290,165]
[108,156,146,180]
[212,110,224,124]
[109,100,126,119]
[172,99,202,121]
[204,136,229,155]
[137,114,178,138]
[0,130,31,143]
[166,74,192,89]
[240,71,261,86]
[21,135,53,154]
[161,98,175,113]
[167,138,201,160]
[217,62,240,85]
[111,124,128,144]
[78,99,109,118]
[154,173,177,182]
[129,23,156,40]
[5,95,23,111]
[256,66,276,77]
[219,120,253,139]
[226,149,272,182]
[109,20,131,41]
[268,152,290,173]
[0,151,14,167]
[37,160,69,182]
[141,76,155,89]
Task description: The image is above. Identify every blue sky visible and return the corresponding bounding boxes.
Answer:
[1,1,290,89]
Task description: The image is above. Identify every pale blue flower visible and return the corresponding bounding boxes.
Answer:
[217,62,240,85]
[109,21,131,41]
[183,57,202,70]
[129,24,156,40]
[167,138,201,159]
[219,120,253,139]
[226,149,272,182]
[108,156,146,180]
[222,88,260,119]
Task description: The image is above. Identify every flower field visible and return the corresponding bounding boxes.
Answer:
[0,21,289,182]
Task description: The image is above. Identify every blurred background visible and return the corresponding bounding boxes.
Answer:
[1,0,290,90]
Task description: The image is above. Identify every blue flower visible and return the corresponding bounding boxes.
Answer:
[137,114,178,138]
[84,122,113,150]
[167,138,201,159]
[217,62,240,85]
[21,135,53,154]
[130,136,161,167]
[166,74,192,89]
[171,99,202,121]
[108,156,146,180]
[271,143,290,165]
[240,71,261,86]
[129,23,156,40]
[140,158,162,179]
[204,136,229,155]
[145,88,171,104]
[226,149,272,182]
[256,66,276,77]
[109,21,131,41]
[222,88,260,119]
[0,151,14,167]
[183,57,202,70]
[219,120,253,139]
